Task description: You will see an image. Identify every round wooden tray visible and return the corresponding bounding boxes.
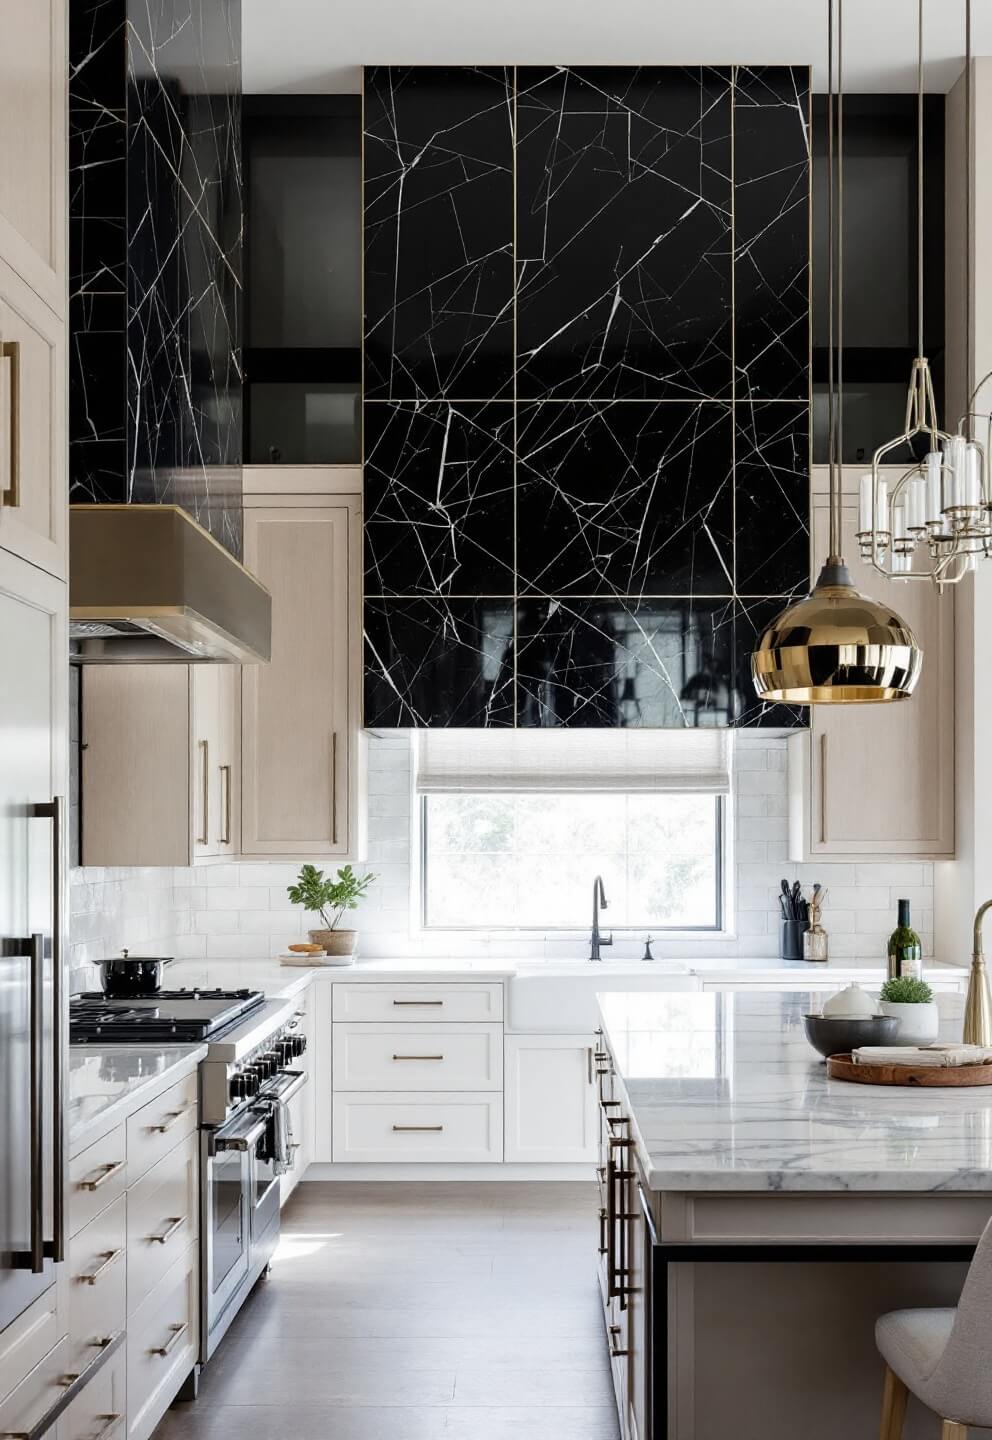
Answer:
[826,1053,992,1087]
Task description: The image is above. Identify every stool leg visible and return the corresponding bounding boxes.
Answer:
[879,1366,909,1440]
[941,1424,968,1440]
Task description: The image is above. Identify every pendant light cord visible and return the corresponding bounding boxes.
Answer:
[826,0,840,560]
[965,0,972,431]
[918,0,925,362]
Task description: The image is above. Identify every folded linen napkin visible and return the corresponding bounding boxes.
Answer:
[852,1044,992,1067]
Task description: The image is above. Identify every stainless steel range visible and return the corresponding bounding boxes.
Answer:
[68,987,308,1367]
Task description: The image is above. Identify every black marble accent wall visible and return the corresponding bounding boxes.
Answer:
[364,66,810,727]
[69,0,244,557]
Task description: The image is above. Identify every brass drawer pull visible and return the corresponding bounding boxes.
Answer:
[198,739,209,846]
[392,1125,443,1132]
[219,763,232,844]
[78,1247,124,1285]
[78,1160,125,1192]
[331,731,339,845]
[90,1415,123,1440]
[150,1322,188,1357]
[608,1324,629,1359]
[392,999,443,1007]
[148,1101,193,1133]
[148,1215,186,1245]
[392,1054,444,1061]
[0,339,20,509]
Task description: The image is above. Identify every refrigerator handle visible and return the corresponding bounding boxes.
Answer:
[28,931,44,1273]
[31,797,65,1264]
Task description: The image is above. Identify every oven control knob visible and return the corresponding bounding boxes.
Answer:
[229,1075,243,1101]
[242,1069,259,1095]
[279,1039,296,1064]
[292,1034,306,1057]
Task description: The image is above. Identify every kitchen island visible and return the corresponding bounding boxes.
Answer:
[596,990,992,1440]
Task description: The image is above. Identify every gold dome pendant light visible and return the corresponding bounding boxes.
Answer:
[750,0,923,705]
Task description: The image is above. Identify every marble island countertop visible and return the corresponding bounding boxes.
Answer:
[69,1042,206,1155]
[599,989,992,1194]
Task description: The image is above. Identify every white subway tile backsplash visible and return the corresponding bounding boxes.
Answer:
[69,732,937,972]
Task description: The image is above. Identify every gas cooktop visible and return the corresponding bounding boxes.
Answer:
[70,988,266,1043]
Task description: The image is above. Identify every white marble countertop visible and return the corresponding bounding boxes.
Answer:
[69,1043,206,1155]
[599,989,992,1194]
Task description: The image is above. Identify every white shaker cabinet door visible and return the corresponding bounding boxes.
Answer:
[504,1034,598,1164]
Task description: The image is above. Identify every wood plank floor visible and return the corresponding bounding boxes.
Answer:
[156,1181,619,1440]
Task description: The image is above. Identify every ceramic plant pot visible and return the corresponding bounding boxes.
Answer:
[309,927,356,963]
[878,999,940,1047]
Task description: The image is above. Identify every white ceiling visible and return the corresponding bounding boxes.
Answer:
[242,0,989,96]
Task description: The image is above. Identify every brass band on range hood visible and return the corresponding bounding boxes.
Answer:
[751,559,923,704]
[69,504,272,664]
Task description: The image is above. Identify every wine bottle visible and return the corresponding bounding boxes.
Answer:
[887,898,922,980]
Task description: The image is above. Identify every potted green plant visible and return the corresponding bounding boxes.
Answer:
[287,863,378,963]
[878,975,939,1046]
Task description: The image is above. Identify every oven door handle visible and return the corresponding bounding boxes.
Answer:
[214,1113,268,1153]
[261,1069,307,1106]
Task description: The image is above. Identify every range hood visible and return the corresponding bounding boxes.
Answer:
[70,505,271,663]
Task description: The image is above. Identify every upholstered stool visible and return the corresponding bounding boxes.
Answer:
[876,1220,992,1439]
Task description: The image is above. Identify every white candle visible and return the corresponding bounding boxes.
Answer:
[876,478,889,534]
[925,451,942,524]
[947,435,967,508]
[893,502,907,544]
[965,443,983,507]
[858,474,873,534]
[907,477,927,532]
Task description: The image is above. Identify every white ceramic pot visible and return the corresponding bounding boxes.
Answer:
[878,999,940,1047]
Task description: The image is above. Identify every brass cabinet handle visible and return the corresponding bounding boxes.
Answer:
[150,1322,188,1357]
[0,339,20,509]
[331,731,338,845]
[78,1247,125,1285]
[219,763,232,844]
[198,739,209,846]
[392,1125,443,1132]
[608,1324,629,1359]
[392,1054,444,1061]
[148,1101,193,1134]
[392,999,443,1007]
[89,1416,123,1440]
[587,1047,593,1084]
[78,1160,125,1192]
[819,731,828,844]
[148,1215,186,1245]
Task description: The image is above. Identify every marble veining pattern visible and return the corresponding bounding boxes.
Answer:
[363,66,811,727]
[600,990,992,1192]
[70,0,244,557]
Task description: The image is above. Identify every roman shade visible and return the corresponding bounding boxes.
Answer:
[415,729,731,794]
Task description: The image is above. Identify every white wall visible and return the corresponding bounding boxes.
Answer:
[69,731,933,985]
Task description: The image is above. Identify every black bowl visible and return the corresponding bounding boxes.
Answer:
[802,1013,900,1060]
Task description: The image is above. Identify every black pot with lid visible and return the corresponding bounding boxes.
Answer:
[96,949,173,998]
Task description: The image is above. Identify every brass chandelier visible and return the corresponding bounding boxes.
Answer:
[751,0,922,706]
[859,0,989,590]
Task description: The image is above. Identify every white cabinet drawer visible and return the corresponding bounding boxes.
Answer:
[59,1348,125,1440]
[332,982,503,1023]
[333,1023,503,1092]
[126,1243,198,1440]
[70,1127,127,1238]
[126,1136,198,1317]
[68,1195,127,1375]
[126,1072,197,1185]
[332,1093,503,1162]
[0,1336,71,1440]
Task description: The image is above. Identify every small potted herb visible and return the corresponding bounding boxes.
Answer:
[878,975,939,1046]
[287,863,378,964]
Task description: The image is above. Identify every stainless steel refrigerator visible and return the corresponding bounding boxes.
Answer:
[0,573,67,1333]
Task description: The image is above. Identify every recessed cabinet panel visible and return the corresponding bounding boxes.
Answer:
[242,495,361,856]
[504,1034,598,1163]
[0,0,65,313]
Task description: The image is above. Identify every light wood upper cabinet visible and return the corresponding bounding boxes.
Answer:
[788,473,954,860]
[0,0,66,316]
[80,664,240,867]
[0,255,67,579]
[241,473,366,859]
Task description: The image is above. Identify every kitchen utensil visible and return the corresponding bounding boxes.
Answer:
[96,950,172,998]
[780,879,794,917]
[803,1014,899,1059]
[825,1052,992,1086]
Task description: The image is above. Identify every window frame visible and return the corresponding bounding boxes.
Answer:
[417,790,727,934]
